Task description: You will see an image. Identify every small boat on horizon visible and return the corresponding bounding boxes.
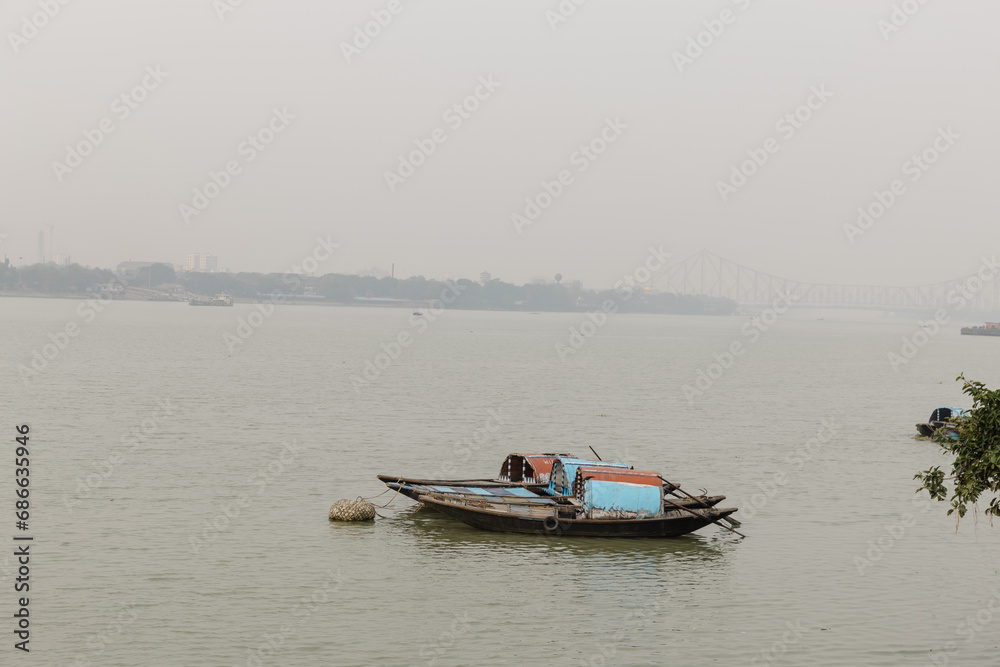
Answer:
[189,293,233,307]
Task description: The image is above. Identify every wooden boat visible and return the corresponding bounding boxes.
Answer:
[378,453,739,538]
[915,407,966,438]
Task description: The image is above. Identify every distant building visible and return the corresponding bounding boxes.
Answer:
[186,253,219,272]
[480,271,492,285]
[51,254,72,266]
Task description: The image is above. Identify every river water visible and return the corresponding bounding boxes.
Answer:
[2,297,999,666]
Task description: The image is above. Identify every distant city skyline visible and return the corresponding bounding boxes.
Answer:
[5,238,1000,293]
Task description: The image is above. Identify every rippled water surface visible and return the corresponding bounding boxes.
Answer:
[2,298,999,666]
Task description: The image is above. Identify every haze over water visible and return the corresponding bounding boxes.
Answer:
[4,297,1000,666]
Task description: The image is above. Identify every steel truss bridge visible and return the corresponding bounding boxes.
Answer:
[654,250,1000,312]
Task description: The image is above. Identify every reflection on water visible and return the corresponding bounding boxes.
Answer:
[373,501,735,587]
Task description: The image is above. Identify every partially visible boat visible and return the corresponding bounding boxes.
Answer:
[915,407,967,438]
[961,323,1000,336]
[189,293,233,307]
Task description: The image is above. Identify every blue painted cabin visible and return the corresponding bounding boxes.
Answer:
[572,467,665,519]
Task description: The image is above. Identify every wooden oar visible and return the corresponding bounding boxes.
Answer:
[664,484,742,528]
[659,476,740,524]
[659,476,746,537]
[663,498,746,538]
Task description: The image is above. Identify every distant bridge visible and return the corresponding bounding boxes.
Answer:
[654,250,1000,312]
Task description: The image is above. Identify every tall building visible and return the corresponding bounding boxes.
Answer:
[186,253,219,272]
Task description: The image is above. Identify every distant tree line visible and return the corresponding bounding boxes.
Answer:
[0,261,735,315]
[0,260,115,293]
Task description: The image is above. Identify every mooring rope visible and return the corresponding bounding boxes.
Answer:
[365,481,405,509]
[361,487,391,501]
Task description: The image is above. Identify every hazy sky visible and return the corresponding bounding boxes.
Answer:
[2,0,998,288]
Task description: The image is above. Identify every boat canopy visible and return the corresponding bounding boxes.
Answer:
[929,407,968,422]
[498,453,573,484]
[573,467,664,519]
[548,458,631,496]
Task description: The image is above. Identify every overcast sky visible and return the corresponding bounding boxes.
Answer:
[1,0,997,288]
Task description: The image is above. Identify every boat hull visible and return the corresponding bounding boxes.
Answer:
[418,495,737,538]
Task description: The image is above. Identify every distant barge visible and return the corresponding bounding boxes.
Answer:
[961,322,1000,336]
[189,293,233,307]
